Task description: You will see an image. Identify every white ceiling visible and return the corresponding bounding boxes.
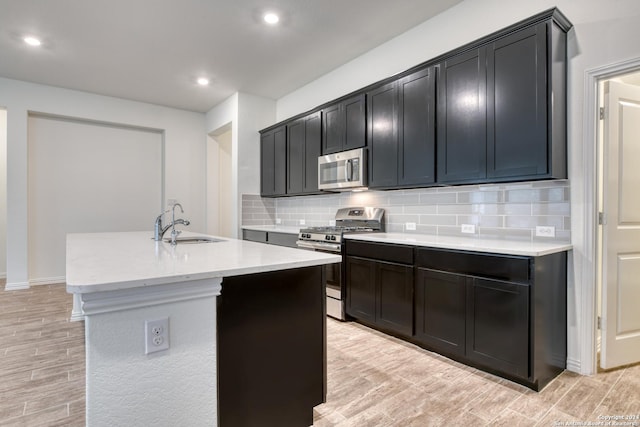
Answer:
[0,0,464,113]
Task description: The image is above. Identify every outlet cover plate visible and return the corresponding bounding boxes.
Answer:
[405,222,417,231]
[145,318,169,355]
[461,224,476,234]
[535,226,556,238]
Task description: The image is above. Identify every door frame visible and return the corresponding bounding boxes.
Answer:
[582,57,640,375]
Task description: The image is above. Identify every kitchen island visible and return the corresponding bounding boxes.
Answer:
[66,231,340,427]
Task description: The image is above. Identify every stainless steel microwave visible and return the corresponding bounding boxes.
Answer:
[318,148,367,191]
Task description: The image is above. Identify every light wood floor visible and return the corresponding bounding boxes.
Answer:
[1,282,638,426]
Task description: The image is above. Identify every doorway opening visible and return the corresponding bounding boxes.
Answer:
[595,68,640,370]
[207,123,233,238]
[0,108,6,281]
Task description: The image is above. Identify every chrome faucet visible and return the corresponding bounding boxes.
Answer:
[153,203,190,244]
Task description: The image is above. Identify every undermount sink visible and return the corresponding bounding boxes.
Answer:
[164,236,225,244]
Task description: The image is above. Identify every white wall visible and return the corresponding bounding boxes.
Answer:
[1,77,206,289]
[217,130,233,238]
[205,93,275,238]
[28,114,163,282]
[0,109,6,278]
[273,0,640,375]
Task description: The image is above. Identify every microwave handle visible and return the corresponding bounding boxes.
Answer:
[345,159,353,182]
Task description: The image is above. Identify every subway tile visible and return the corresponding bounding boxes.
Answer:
[531,202,571,216]
[477,227,533,241]
[505,188,569,203]
[437,204,475,215]
[457,190,504,204]
[564,216,571,230]
[415,225,438,235]
[505,216,564,229]
[458,215,504,228]
[403,205,437,214]
[419,215,457,226]
[497,203,532,215]
[387,214,420,225]
[419,192,457,204]
[387,193,421,206]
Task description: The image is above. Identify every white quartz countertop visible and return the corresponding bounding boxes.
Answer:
[66,231,340,293]
[344,233,572,257]
[241,225,301,234]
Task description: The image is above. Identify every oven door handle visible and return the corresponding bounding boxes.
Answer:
[296,240,341,252]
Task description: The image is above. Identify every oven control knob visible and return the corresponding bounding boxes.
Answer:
[325,235,330,240]
[330,235,336,241]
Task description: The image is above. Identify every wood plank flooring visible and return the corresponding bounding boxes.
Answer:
[1,282,638,426]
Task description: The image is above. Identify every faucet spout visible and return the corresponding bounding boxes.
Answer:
[153,203,190,242]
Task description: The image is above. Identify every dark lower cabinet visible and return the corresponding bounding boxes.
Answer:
[345,239,567,391]
[345,256,376,324]
[345,241,414,337]
[414,268,466,357]
[466,277,529,379]
[218,266,325,427]
[414,247,566,390]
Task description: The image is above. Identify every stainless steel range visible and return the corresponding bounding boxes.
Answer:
[296,207,385,320]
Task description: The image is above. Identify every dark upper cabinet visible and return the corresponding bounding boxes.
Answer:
[287,111,321,195]
[438,18,567,185]
[398,67,436,186]
[437,47,488,184]
[260,125,287,197]
[367,82,399,188]
[322,94,366,154]
[368,66,436,189]
[487,22,549,179]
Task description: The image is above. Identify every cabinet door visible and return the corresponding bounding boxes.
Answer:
[466,277,529,379]
[273,126,287,196]
[260,125,286,197]
[343,94,367,151]
[322,94,366,154]
[398,67,436,186]
[376,261,413,336]
[437,47,487,184]
[260,131,275,196]
[303,112,321,193]
[368,82,399,188]
[414,268,466,357]
[345,256,376,323]
[487,23,547,179]
[287,119,305,194]
[322,103,342,154]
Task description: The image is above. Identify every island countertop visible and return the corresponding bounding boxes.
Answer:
[66,231,341,294]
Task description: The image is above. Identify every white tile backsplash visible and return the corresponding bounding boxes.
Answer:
[241,179,571,242]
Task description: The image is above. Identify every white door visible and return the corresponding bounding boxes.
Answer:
[601,80,640,369]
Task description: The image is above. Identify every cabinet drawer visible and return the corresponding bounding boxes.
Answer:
[267,232,298,248]
[346,240,414,265]
[242,229,268,243]
[415,248,530,284]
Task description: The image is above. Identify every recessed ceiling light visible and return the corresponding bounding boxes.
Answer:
[197,77,209,86]
[263,13,279,25]
[23,36,42,47]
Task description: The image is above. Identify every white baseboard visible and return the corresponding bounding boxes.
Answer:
[5,281,30,291]
[566,357,582,374]
[29,276,66,286]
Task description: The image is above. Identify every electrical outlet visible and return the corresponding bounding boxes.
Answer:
[275,218,281,225]
[536,226,556,238]
[299,219,306,225]
[461,224,476,234]
[405,222,417,231]
[145,318,169,354]
[329,220,336,226]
